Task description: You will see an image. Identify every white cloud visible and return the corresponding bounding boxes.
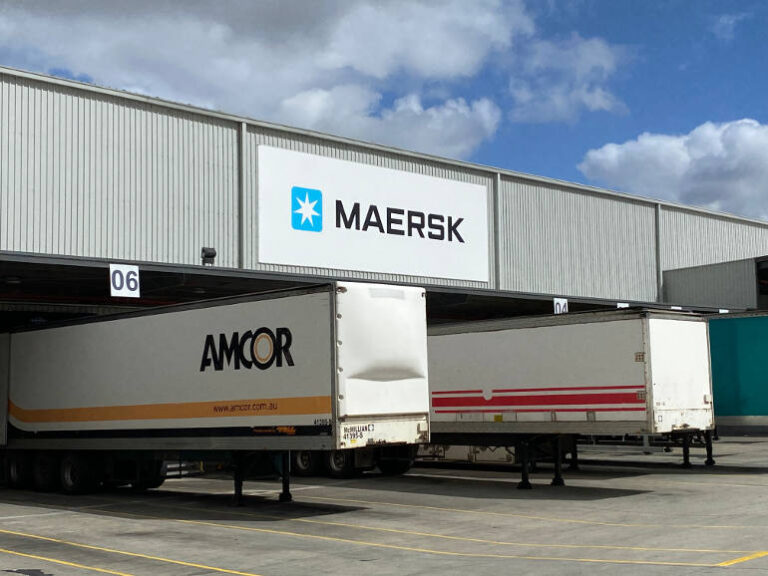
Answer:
[320,1,531,79]
[279,88,500,159]
[0,0,625,158]
[278,85,382,129]
[509,33,627,123]
[710,13,751,42]
[376,95,501,159]
[0,0,525,159]
[578,119,768,220]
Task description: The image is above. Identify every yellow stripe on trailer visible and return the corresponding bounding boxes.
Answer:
[8,395,331,423]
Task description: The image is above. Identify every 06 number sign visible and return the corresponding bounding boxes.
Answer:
[110,264,141,298]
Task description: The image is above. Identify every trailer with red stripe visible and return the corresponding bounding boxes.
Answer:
[425,309,715,487]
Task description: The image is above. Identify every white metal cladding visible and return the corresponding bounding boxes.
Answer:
[660,208,768,271]
[8,65,768,299]
[663,259,757,310]
[0,73,239,267]
[497,177,658,301]
[243,125,495,288]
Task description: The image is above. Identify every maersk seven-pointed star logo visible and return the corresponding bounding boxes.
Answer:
[291,186,323,232]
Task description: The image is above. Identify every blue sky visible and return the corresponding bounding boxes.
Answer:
[1,0,767,219]
[493,0,767,183]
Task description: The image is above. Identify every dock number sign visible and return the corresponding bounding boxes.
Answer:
[554,298,568,314]
[109,264,141,298]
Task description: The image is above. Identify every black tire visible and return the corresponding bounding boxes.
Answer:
[292,451,320,476]
[60,453,98,494]
[377,458,413,476]
[325,450,356,478]
[33,452,61,492]
[377,445,417,475]
[7,452,33,489]
[131,460,166,491]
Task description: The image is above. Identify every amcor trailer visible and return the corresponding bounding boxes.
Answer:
[709,311,768,434]
[0,282,429,501]
[425,309,715,487]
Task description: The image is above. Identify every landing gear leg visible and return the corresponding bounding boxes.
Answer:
[232,453,245,507]
[704,430,716,466]
[682,434,692,468]
[551,436,565,487]
[517,441,532,490]
[569,439,580,471]
[279,451,293,503]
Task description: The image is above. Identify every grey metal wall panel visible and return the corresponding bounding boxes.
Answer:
[243,126,495,288]
[0,73,239,267]
[497,177,658,301]
[8,66,768,302]
[0,333,8,446]
[660,208,768,271]
[663,259,756,310]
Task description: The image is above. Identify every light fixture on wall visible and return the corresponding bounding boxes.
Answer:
[201,247,217,266]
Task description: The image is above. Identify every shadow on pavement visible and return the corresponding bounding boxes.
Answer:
[313,471,649,501]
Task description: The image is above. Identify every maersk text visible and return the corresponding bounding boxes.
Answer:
[335,201,465,243]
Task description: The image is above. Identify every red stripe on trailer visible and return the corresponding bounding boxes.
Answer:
[430,385,645,397]
[432,392,643,408]
[434,407,647,414]
[491,384,645,393]
[431,390,483,395]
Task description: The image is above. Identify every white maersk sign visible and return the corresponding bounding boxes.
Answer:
[257,146,489,282]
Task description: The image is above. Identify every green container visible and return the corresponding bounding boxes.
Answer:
[709,315,768,418]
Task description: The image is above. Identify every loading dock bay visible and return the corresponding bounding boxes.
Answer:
[1,436,767,575]
[3,65,768,576]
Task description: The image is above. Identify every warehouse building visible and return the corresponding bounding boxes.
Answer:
[2,65,768,329]
[664,257,768,311]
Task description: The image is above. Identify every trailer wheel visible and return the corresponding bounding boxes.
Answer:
[377,459,413,475]
[292,451,319,476]
[60,453,98,494]
[377,445,417,475]
[131,460,166,491]
[7,452,33,489]
[326,450,355,478]
[33,452,61,492]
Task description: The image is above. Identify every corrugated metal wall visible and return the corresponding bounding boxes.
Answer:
[660,208,768,271]
[243,125,495,288]
[6,66,768,303]
[663,259,757,310]
[497,177,658,301]
[0,72,239,267]
[0,332,7,446]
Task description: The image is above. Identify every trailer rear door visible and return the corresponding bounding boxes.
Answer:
[648,318,714,432]
[335,283,428,418]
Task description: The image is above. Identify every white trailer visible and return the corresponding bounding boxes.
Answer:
[0,281,429,498]
[426,310,714,485]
